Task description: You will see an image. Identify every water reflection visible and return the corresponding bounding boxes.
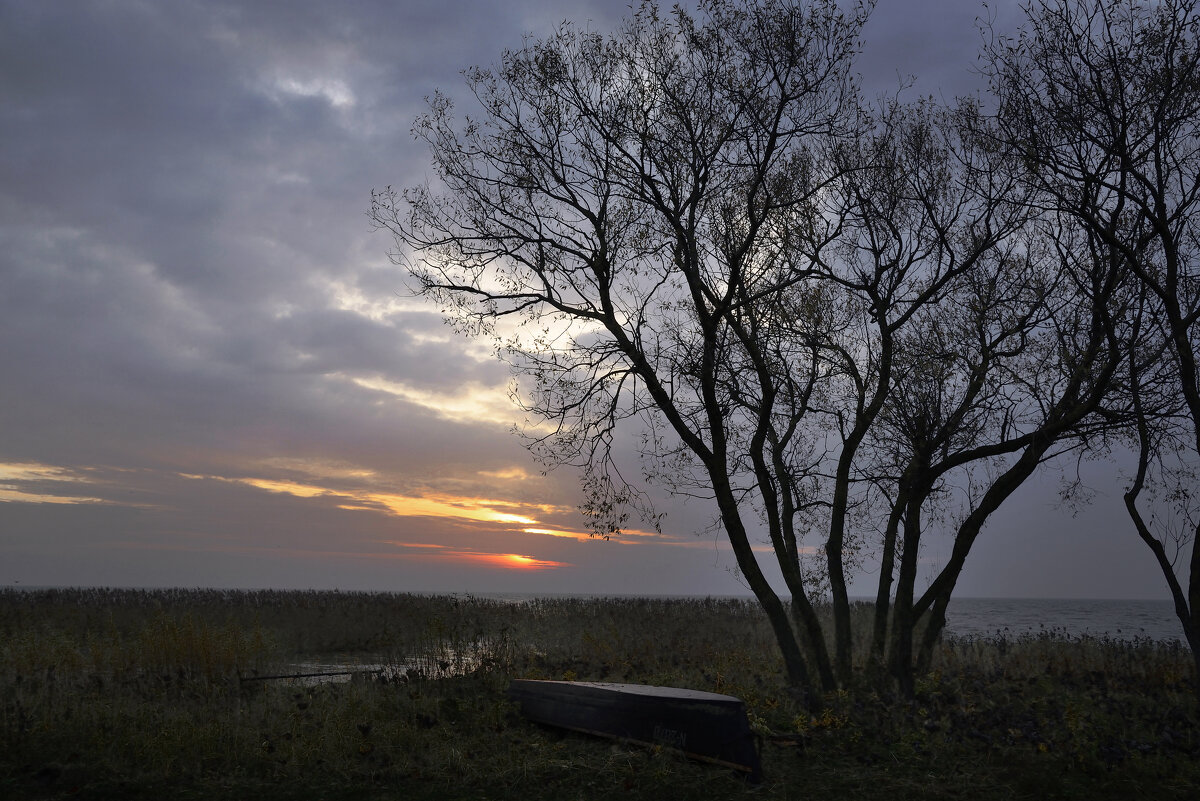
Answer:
[253,647,487,685]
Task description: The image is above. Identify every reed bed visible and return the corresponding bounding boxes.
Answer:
[1,588,1196,800]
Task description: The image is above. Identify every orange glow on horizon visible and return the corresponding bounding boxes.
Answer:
[168,468,681,570]
[387,542,568,570]
[465,552,567,570]
[113,540,571,570]
[11,462,694,576]
[185,472,573,532]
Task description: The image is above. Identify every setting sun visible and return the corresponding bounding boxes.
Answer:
[469,552,566,570]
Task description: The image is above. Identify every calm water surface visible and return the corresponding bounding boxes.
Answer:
[482,593,1188,643]
[943,597,1184,642]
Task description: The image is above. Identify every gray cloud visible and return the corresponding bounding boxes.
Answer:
[0,0,1169,599]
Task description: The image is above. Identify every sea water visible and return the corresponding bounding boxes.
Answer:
[478,592,1189,643]
[943,597,1185,642]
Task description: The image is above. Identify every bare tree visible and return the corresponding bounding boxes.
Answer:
[373,0,873,697]
[811,97,1050,688]
[841,99,1129,694]
[372,0,1163,700]
[985,0,1200,682]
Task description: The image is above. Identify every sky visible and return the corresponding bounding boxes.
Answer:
[0,0,1177,599]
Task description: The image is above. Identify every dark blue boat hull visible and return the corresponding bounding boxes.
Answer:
[508,679,763,782]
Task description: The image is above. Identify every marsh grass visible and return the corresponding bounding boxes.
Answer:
[1,588,1196,800]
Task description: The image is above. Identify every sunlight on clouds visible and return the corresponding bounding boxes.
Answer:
[522,525,666,545]
[477,466,535,481]
[321,279,496,359]
[183,472,578,534]
[323,279,420,323]
[0,488,107,505]
[344,374,517,426]
[240,478,329,498]
[179,460,688,560]
[367,492,551,527]
[521,527,590,539]
[115,540,569,571]
[0,463,79,482]
[335,504,376,513]
[490,511,539,525]
[269,75,356,108]
[0,462,107,505]
[256,456,377,482]
[180,474,330,499]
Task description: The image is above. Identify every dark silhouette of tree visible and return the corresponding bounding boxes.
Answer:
[811,97,1056,690]
[846,99,1130,693]
[371,0,1172,699]
[373,0,875,697]
[985,0,1200,685]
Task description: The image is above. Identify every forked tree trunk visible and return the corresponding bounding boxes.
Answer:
[870,497,906,677]
[709,469,818,704]
[888,493,925,697]
[1125,488,1200,703]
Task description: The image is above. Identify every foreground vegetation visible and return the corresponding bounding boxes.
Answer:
[1,588,1196,799]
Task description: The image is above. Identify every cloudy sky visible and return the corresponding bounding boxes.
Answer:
[0,0,1173,598]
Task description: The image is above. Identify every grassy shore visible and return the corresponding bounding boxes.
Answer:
[1,588,1196,800]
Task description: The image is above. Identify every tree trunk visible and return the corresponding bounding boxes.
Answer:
[791,596,837,693]
[709,469,816,701]
[914,444,1050,666]
[870,488,907,677]
[1126,488,1200,701]
[888,493,923,697]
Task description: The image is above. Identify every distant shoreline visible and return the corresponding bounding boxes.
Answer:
[2,584,1175,603]
[3,586,1185,642]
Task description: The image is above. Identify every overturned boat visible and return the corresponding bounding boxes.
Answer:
[508,679,763,782]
